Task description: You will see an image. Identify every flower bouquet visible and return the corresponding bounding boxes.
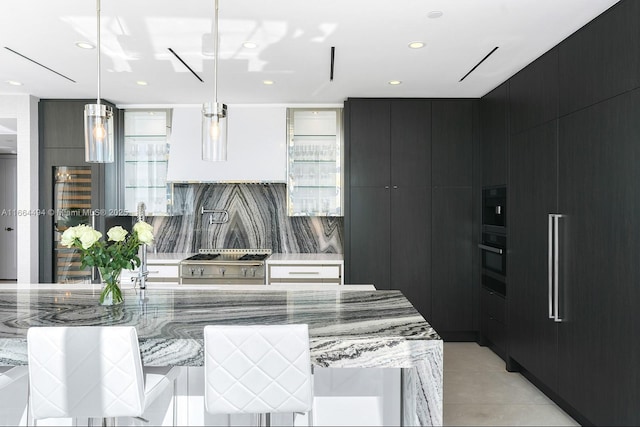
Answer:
[60,221,154,305]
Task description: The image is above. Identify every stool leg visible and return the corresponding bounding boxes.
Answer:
[172,378,178,427]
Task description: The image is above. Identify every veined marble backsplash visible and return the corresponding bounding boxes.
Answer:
[149,184,343,254]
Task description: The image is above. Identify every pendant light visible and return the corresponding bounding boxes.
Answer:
[84,0,114,163]
[202,0,227,161]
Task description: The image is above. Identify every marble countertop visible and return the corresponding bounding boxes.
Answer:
[145,252,195,264]
[0,285,443,425]
[267,253,344,263]
[0,287,439,367]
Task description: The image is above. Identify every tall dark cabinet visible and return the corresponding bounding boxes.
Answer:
[346,98,477,338]
[431,100,475,337]
[508,48,560,388]
[555,91,640,426]
[346,99,432,319]
[504,1,640,424]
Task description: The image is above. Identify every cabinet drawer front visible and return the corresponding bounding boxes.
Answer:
[269,265,341,279]
[146,265,179,278]
[481,286,506,324]
[482,313,507,352]
[121,265,179,280]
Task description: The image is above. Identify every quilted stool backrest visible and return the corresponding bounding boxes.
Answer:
[204,324,313,415]
[27,326,145,420]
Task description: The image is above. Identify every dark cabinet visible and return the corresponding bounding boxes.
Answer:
[346,99,431,319]
[556,90,640,426]
[506,4,640,420]
[559,0,640,116]
[509,48,558,134]
[481,286,507,358]
[480,83,508,187]
[431,100,476,337]
[432,100,473,187]
[431,187,473,333]
[346,98,477,337]
[508,120,559,390]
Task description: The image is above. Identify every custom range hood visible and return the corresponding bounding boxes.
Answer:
[166,105,287,183]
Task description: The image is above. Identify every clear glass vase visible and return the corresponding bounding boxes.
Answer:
[98,267,124,306]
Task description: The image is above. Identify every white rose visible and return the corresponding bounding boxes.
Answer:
[60,226,80,248]
[107,226,128,242]
[133,221,154,245]
[78,226,102,249]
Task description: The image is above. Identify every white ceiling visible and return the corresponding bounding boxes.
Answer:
[0,0,621,106]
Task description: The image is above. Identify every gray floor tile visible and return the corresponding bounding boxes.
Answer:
[444,403,580,426]
[443,342,579,426]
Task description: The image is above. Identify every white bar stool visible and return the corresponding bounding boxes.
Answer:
[204,324,313,426]
[0,366,29,426]
[27,326,179,426]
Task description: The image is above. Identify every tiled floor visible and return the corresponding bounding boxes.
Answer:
[444,342,580,426]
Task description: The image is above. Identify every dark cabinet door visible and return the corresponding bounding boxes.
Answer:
[509,49,558,135]
[390,186,431,317]
[480,83,508,187]
[349,187,391,289]
[508,120,559,390]
[559,0,640,116]
[432,100,474,187]
[388,100,432,316]
[390,100,431,187]
[557,91,640,426]
[431,187,473,333]
[348,99,390,187]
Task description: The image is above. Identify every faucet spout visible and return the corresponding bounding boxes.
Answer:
[136,202,148,290]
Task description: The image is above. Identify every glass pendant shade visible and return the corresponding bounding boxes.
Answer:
[84,103,114,163]
[202,102,228,161]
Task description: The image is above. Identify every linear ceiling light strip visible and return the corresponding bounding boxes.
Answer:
[330,46,335,81]
[459,46,499,82]
[4,47,76,83]
[168,48,204,83]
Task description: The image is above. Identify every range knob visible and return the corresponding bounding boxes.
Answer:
[219,267,226,276]
[250,268,257,277]
[189,268,196,276]
[241,268,248,277]
[199,267,205,276]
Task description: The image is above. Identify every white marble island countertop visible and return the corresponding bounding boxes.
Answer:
[0,286,443,425]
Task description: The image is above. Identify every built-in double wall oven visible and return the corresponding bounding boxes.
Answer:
[479,186,506,296]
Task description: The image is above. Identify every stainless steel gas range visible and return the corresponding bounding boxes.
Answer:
[179,249,272,285]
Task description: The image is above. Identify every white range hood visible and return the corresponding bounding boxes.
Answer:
[166,105,287,183]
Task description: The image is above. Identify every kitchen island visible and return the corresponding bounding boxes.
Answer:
[0,286,442,426]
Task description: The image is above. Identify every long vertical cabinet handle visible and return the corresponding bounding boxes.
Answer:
[548,214,555,320]
[548,214,565,323]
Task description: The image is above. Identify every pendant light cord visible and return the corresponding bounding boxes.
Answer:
[96,0,102,106]
[213,0,219,104]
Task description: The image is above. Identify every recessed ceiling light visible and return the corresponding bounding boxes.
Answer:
[427,10,443,19]
[6,80,22,86]
[243,41,258,49]
[388,80,402,85]
[263,80,275,85]
[75,41,95,49]
[408,41,425,49]
[136,81,148,86]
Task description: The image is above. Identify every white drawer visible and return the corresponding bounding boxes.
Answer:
[146,264,179,278]
[268,265,341,280]
[120,264,179,281]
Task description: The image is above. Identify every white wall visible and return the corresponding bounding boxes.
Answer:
[0,95,39,282]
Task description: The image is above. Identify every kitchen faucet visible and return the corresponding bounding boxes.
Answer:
[135,202,148,290]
